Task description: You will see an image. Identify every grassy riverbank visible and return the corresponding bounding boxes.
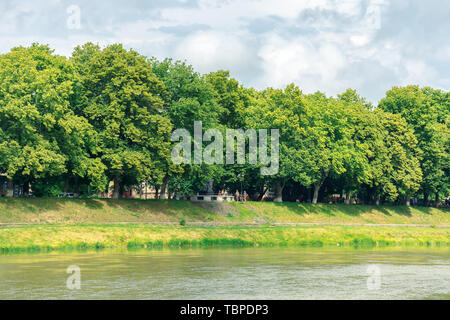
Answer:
[0,199,448,253]
[0,198,449,226]
[0,224,448,253]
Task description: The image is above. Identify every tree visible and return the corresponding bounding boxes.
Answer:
[245,84,305,202]
[205,70,250,128]
[295,92,359,204]
[72,43,172,198]
[0,44,101,197]
[335,89,374,204]
[150,58,224,198]
[379,112,422,205]
[379,85,448,204]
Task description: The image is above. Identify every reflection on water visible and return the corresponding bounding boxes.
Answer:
[0,247,449,300]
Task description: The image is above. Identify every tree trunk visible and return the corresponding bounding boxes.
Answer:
[63,176,69,196]
[375,194,381,206]
[113,177,120,199]
[119,181,125,198]
[257,187,268,201]
[74,176,80,198]
[274,180,284,202]
[23,181,30,197]
[145,180,148,200]
[312,171,328,204]
[405,195,411,207]
[312,183,321,204]
[345,191,351,205]
[6,179,14,197]
[435,193,440,207]
[159,176,169,200]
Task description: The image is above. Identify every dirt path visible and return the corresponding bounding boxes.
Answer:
[0,221,448,228]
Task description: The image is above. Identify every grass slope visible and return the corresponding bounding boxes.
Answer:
[0,198,448,226]
[241,202,450,225]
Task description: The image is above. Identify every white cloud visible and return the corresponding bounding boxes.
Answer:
[350,34,370,47]
[434,46,450,62]
[160,0,331,31]
[174,31,253,74]
[258,34,347,93]
[403,60,438,86]
[332,0,362,16]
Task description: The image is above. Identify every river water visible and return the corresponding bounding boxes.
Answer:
[0,247,449,300]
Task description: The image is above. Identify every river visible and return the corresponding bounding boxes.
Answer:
[0,247,449,300]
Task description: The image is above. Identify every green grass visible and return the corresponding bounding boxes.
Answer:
[0,224,448,253]
[240,202,450,225]
[0,199,448,254]
[0,198,225,224]
[0,198,448,226]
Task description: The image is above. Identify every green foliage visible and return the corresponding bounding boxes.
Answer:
[205,70,250,128]
[0,43,447,206]
[149,58,225,194]
[0,44,71,183]
[379,86,449,202]
[71,43,173,193]
[31,177,64,197]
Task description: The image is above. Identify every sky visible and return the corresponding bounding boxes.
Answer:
[0,0,449,103]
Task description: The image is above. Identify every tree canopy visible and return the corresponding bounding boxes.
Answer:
[0,43,448,206]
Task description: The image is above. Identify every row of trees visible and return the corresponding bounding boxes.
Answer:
[0,43,448,205]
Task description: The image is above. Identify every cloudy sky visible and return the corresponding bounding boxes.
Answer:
[1,0,449,103]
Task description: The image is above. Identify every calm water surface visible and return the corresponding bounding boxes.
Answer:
[0,247,449,300]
